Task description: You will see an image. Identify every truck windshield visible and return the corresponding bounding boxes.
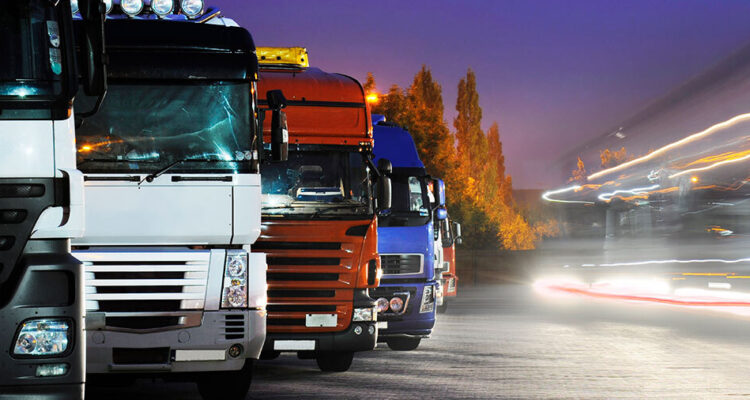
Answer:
[379,171,432,227]
[261,150,373,218]
[75,82,254,174]
[0,0,64,99]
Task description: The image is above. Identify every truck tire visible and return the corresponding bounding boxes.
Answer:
[386,337,421,351]
[196,359,253,400]
[315,351,354,372]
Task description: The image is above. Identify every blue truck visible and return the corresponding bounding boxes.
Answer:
[371,115,446,350]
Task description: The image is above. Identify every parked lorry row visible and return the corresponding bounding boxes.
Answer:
[0,2,460,399]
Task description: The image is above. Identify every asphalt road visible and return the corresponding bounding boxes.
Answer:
[86,283,750,399]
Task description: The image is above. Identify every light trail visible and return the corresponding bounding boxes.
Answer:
[669,151,750,178]
[587,112,750,181]
[541,185,595,204]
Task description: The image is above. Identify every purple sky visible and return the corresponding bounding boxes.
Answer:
[212,0,750,188]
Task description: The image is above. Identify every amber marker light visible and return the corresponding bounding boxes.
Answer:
[366,93,379,104]
[79,145,92,153]
[691,176,699,183]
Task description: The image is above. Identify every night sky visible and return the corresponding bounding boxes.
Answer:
[211,0,750,188]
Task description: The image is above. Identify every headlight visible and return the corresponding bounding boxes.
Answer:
[103,0,113,14]
[221,251,248,308]
[71,0,79,13]
[420,285,435,313]
[120,0,144,16]
[375,297,389,313]
[14,319,71,356]
[389,297,404,313]
[151,0,174,16]
[353,307,377,322]
[180,0,203,18]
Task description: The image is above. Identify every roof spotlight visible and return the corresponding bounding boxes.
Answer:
[71,0,79,13]
[151,0,174,17]
[120,0,144,16]
[180,0,203,19]
[103,0,113,14]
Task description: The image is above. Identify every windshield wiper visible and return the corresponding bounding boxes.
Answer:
[310,203,367,219]
[78,158,159,167]
[139,158,227,184]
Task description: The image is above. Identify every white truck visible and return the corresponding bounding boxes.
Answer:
[70,3,287,399]
[0,1,105,399]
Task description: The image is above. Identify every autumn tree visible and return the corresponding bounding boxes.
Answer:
[487,122,513,205]
[364,72,376,95]
[600,147,630,169]
[569,157,587,183]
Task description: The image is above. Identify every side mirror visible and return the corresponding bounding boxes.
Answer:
[79,0,107,96]
[377,158,392,176]
[453,222,462,245]
[436,207,448,221]
[434,178,446,207]
[376,168,392,212]
[267,90,288,162]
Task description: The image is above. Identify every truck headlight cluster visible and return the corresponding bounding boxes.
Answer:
[375,292,409,315]
[419,285,436,313]
[13,319,71,357]
[221,250,248,308]
[352,307,377,322]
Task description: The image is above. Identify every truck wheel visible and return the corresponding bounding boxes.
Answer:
[315,351,354,372]
[437,301,448,314]
[196,359,253,400]
[386,337,421,351]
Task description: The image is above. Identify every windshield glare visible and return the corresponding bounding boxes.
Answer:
[0,0,64,99]
[261,150,372,217]
[75,82,253,173]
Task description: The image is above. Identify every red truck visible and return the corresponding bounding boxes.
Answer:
[439,215,462,312]
[254,47,390,372]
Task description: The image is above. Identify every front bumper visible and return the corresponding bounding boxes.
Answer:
[0,383,83,400]
[0,241,84,398]
[264,321,377,353]
[372,281,437,339]
[86,309,265,374]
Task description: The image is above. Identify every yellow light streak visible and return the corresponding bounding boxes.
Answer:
[587,112,750,181]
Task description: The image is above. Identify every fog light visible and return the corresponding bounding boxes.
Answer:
[353,325,363,335]
[36,363,69,377]
[228,344,243,358]
[368,325,376,335]
[180,0,203,18]
[375,297,389,313]
[389,297,404,313]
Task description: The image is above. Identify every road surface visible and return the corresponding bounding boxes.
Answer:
[86,283,750,399]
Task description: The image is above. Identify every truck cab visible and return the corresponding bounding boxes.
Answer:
[371,117,439,351]
[70,4,276,399]
[254,48,386,372]
[438,215,461,313]
[0,1,104,398]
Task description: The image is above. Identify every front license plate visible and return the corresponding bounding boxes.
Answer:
[174,350,226,362]
[305,313,337,327]
[377,321,388,330]
[274,340,316,351]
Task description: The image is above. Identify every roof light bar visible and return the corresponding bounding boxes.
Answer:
[256,47,310,68]
[120,0,144,16]
[180,0,203,19]
[151,0,174,17]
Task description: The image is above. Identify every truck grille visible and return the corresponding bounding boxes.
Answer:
[381,254,423,275]
[258,220,372,333]
[77,250,210,331]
